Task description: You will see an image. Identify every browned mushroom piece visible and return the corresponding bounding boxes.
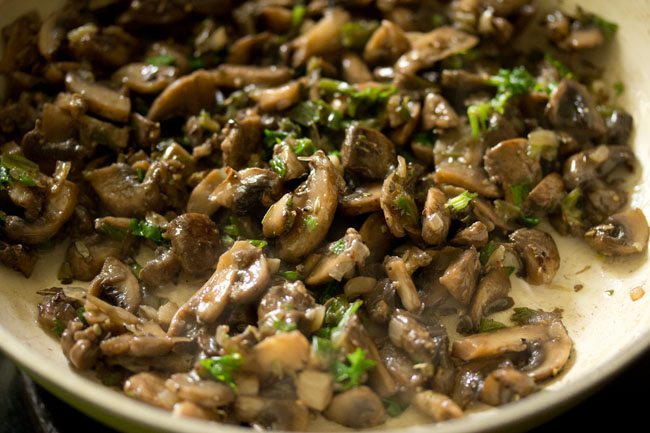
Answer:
[421,93,459,130]
[412,390,463,422]
[147,70,219,121]
[341,125,397,181]
[86,163,163,217]
[4,180,78,245]
[262,192,297,238]
[210,167,281,215]
[339,183,382,216]
[65,71,131,122]
[257,280,318,335]
[384,256,422,313]
[509,228,560,285]
[124,372,179,410]
[291,8,350,67]
[187,169,227,215]
[305,228,370,285]
[324,386,387,428]
[38,8,79,60]
[479,367,537,406]
[99,334,178,358]
[220,115,263,170]
[88,256,142,313]
[451,221,489,248]
[525,173,565,214]
[584,209,649,256]
[341,52,372,84]
[388,309,447,363]
[359,212,395,263]
[466,267,512,332]
[65,233,135,281]
[0,241,38,278]
[422,187,451,246]
[379,343,429,390]
[278,151,341,262]
[563,145,635,190]
[166,213,220,276]
[395,27,479,75]
[168,241,270,337]
[363,19,410,66]
[251,81,302,112]
[484,138,542,188]
[60,319,101,370]
[214,64,293,88]
[165,373,234,408]
[139,247,182,289]
[37,288,79,333]
[113,63,178,94]
[439,247,481,305]
[545,79,606,139]
[381,156,420,238]
[234,396,309,431]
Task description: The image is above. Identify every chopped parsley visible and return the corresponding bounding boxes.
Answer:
[288,100,344,130]
[129,219,165,244]
[329,239,346,255]
[394,194,417,217]
[519,215,541,228]
[383,397,408,417]
[269,156,287,177]
[544,53,574,79]
[304,215,319,232]
[290,4,306,33]
[52,319,65,337]
[577,9,618,40]
[446,190,478,212]
[341,20,379,50]
[0,154,39,188]
[146,54,176,66]
[292,138,316,156]
[334,348,376,390]
[278,270,302,281]
[273,320,298,333]
[136,167,146,183]
[479,318,508,333]
[613,81,625,96]
[510,307,538,325]
[200,353,243,392]
[480,241,498,265]
[249,239,268,249]
[510,183,531,208]
[76,307,88,326]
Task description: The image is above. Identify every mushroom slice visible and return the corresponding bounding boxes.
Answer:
[545,79,606,139]
[291,8,350,67]
[0,242,38,278]
[252,330,310,374]
[278,151,340,262]
[584,209,649,256]
[86,163,163,217]
[381,156,420,238]
[396,27,479,75]
[439,247,481,305]
[422,93,459,130]
[359,212,394,263]
[187,169,227,215]
[451,221,489,248]
[466,267,512,331]
[479,367,537,406]
[88,257,142,313]
[363,19,411,65]
[38,9,79,60]
[339,183,382,216]
[384,257,422,313]
[305,228,370,285]
[167,213,221,275]
[563,145,635,190]
[422,187,451,246]
[209,167,280,215]
[451,320,572,382]
[388,309,446,363]
[271,143,307,181]
[168,241,270,337]
[251,81,301,112]
[112,62,178,94]
[124,372,179,410]
[65,71,130,122]
[234,397,309,431]
[165,373,234,408]
[213,64,294,88]
[66,233,134,281]
[484,138,542,188]
[324,386,387,428]
[100,334,177,358]
[341,52,372,84]
[296,370,334,411]
[525,173,565,214]
[5,180,78,245]
[341,124,397,181]
[412,390,463,422]
[220,115,263,170]
[262,192,296,238]
[147,70,219,121]
[509,228,560,285]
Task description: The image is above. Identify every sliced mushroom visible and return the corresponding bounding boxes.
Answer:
[339,183,382,216]
[396,27,479,75]
[251,81,301,112]
[88,257,142,313]
[187,169,227,215]
[439,247,481,305]
[384,256,422,313]
[67,24,137,69]
[65,71,130,122]
[563,145,635,190]
[479,367,537,406]
[525,173,565,214]
[168,241,270,337]
[324,386,387,428]
[359,212,394,263]
[257,280,317,335]
[510,228,560,285]
[124,372,179,410]
[262,192,296,238]
[451,221,489,248]
[584,209,649,256]
[147,70,219,121]
[341,125,397,181]
[545,79,606,139]
[139,247,182,289]
[60,319,101,370]
[213,64,294,88]
[305,228,370,285]
[278,151,340,262]
[252,330,310,374]
[451,319,572,382]
[209,167,281,215]
[165,373,234,408]
[4,180,78,245]
[422,93,459,130]
[65,233,135,281]
[113,63,178,94]
[234,396,309,431]
[381,156,420,238]
[484,138,542,188]
[341,52,373,84]
[604,108,634,145]
[100,334,177,358]
[422,187,451,246]
[166,213,220,275]
[466,267,512,331]
[86,163,163,217]
[388,309,447,363]
[296,370,334,412]
[291,8,350,67]
[379,343,428,390]
[412,390,463,422]
[363,20,411,65]
[37,288,78,332]
[220,115,263,170]
[0,241,38,277]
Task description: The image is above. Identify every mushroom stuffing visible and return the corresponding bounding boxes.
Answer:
[1,0,649,430]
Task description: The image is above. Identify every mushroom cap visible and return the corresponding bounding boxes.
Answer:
[584,208,649,256]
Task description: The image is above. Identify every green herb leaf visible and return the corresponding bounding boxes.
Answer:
[52,320,65,337]
[288,100,344,130]
[505,266,516,276]
[290,4,306,32]
[613,81,625,96]
[480,241,498,265]
[0,165,10,190]
[479,318,508,333]
[269,156,287,177]
[324,296,349,327]
[341,20,379,50]
[97,223,128,241]
[446,190,478,212]
[544,53,574,79]
[561,188,583,227]
[278,270,302,281]
[249,239,268,249]
[136,168,146,183]
[334,348,376,390]
[129,219,165,244]
[273,320,298,333]
[510,307,539,325]
[198,110,220,133]
[312,336,337,367]
[146,54,176,66]
[395,194,417,217]
[510,183,531,208]
[76,307,88,326]
[264,129,290,147]
[292,138,316,156]
[413,131,435,147]
[519,215,540,228]
[304,215,319,232]
[200,353,243,392]
[578,9,618,40]
[319,282,342,304]
[468,100,492,138]
[329,239,346,255]
[383,397,407,417]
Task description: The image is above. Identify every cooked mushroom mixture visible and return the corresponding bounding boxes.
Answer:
[1,0,648,429]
